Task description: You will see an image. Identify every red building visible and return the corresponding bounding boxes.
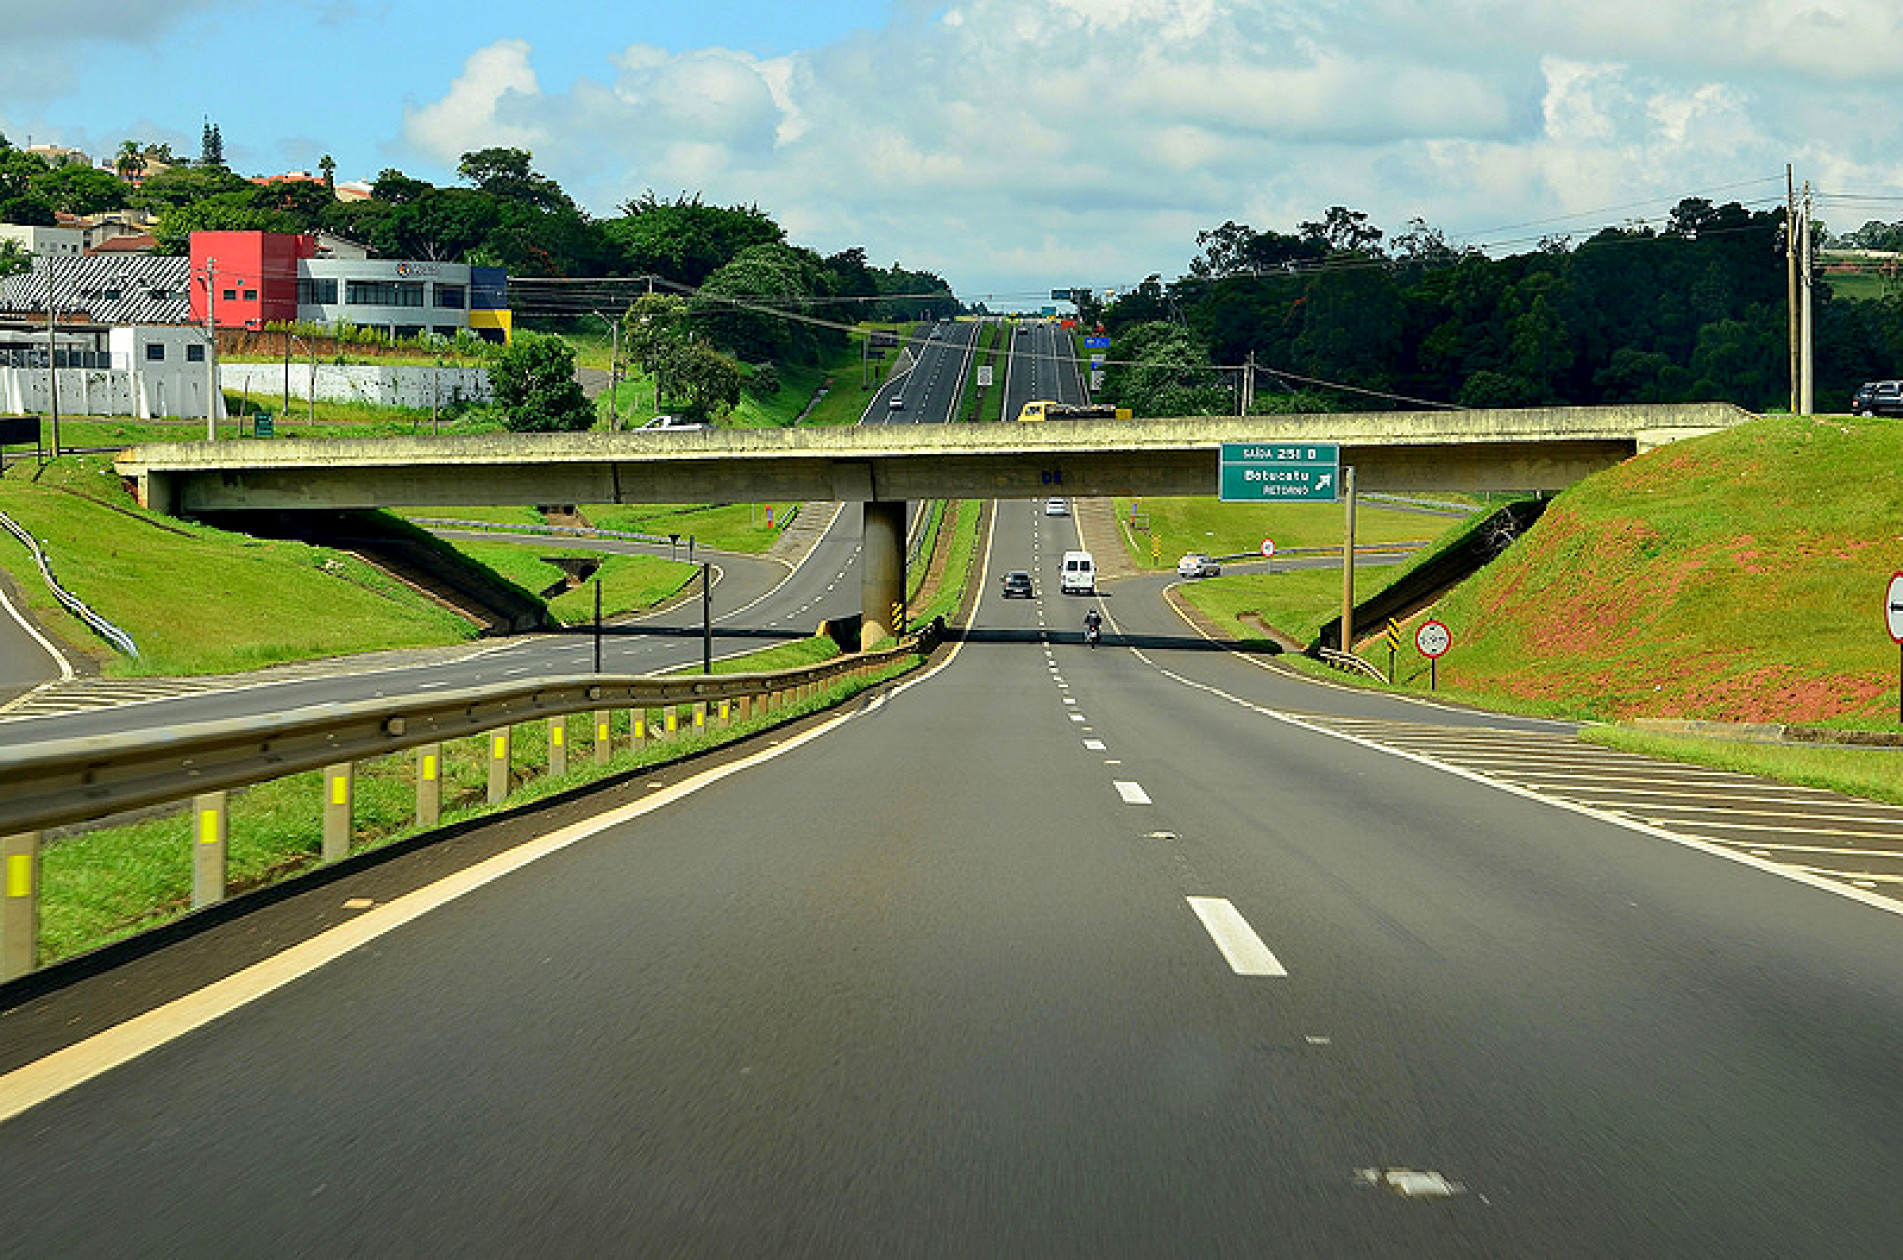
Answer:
[187,231,314,329]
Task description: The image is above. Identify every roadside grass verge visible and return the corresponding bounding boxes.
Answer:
[0,457,477,676]
[1111,495,1463,572]
[36,657,918,964]
[959,322,1005,422]
[910,499,984,630]
[441,541,695,624]
[576,502,801,554]
[1172,563,1426,665]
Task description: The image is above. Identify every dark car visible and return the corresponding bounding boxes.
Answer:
[1001,571,1034,598]
[1851,380,1903,416]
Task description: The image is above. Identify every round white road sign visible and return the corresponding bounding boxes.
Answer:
[1887,572,1903,644]
[1416,620,1452,658]
[1260,537,1276,559]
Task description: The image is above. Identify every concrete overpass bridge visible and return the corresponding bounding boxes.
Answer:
[117,403,1753,646]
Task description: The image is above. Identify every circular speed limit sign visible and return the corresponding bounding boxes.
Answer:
[1415,620,1452,658]
[1260,537,1276,559]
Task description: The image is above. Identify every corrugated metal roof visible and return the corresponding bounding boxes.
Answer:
[0,254,192,325]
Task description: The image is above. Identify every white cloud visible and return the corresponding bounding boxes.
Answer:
[390,0,1903,295]
[403,39,548,161]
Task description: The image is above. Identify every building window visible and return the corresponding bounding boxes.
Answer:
[394,325,423,340]
[297,277,338,305]
[433,284,466,309]
[146,343,166,362]
[346,279,425,308]
[187,345,205,362]
[242,289,257,301]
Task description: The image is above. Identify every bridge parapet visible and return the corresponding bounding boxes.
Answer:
[115,402,1754,513]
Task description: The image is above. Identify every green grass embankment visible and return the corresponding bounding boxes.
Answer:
[0,458,477,676]
[1112,495,1456,575]
[1176,414,1903,735]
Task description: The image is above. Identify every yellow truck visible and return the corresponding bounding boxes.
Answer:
[1015,400,1130,422]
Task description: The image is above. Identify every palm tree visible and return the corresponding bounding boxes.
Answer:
[115,140,146,183]
[318,154,336,191]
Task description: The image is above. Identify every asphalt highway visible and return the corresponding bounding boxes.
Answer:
[7,491,1903,1256]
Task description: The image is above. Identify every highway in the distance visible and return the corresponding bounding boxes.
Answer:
[0,319,991,741]
[8,473,1903,1255]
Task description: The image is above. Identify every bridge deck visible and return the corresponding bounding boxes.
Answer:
[116,404,1754,511]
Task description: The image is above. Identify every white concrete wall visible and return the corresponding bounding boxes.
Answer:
[218,363,492,409]
[0,365,220,419]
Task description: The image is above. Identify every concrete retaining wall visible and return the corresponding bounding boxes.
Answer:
[219,363,492,410]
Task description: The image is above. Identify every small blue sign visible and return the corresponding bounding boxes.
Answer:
[1083,336,1110,348]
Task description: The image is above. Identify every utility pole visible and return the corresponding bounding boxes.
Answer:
[203,257,220,440]
[1800,181,1814,417]
[1786,165,1800,416]
[43,252,59,458]
[1242,350,1256,415]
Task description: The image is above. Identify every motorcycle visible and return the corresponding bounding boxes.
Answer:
[1085,620,1101,648]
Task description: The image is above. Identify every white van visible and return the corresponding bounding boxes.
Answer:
[1060,550,1096,595]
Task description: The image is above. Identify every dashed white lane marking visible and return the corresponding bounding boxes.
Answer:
[1114,780,1151,805]
[1069,714,1087,723]
[1063,698,1077,705]
[1083,739,1106,750]
[1186,897,1288,977]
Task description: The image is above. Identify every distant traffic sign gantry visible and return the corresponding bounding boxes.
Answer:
[1220,442,1341,503]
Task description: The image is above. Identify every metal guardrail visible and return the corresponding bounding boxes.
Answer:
[0,511,138,658]
[0,642,922,838]
[1316,647,1386,681]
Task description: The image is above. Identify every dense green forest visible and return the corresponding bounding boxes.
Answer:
[1093,200,1903,416]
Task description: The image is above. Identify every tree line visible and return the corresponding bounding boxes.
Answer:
[1092,200,1903,417]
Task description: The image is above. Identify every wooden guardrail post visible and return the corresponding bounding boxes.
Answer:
[487,728,512,804]
[631,708,648,752]
[2,831,40,981]
[738,693,753,723]
[717,699,731,729]
[323,763,353,862]
[693,701,707,734]
[594,710,611,767]
[548,716,568,778]
[416,743,442,828]
[192,791,229,908]
[663,705,679,741]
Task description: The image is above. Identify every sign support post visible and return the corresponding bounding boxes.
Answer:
[1886,573,1903,724]
[1415,620,1452,692]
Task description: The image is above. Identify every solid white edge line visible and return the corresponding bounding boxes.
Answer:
[0,505,995,1128]
[1128,646,1903,923]
[1186,896,1287,976]
[0,580,75,682]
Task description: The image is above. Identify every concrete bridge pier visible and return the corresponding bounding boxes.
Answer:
[859,500,906,650]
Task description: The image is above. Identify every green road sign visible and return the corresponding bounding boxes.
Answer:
[1219,441,1340,502]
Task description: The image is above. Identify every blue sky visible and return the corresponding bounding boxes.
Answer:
[5,1,1903,301]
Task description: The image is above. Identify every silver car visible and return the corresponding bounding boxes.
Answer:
[1176,553,1220,579]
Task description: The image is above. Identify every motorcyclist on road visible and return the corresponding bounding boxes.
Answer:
[1083,608,1102,646]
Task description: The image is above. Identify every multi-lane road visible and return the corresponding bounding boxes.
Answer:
[8,323,1903,1255]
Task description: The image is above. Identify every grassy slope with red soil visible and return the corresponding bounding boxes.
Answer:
[1412,415,1903,728]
